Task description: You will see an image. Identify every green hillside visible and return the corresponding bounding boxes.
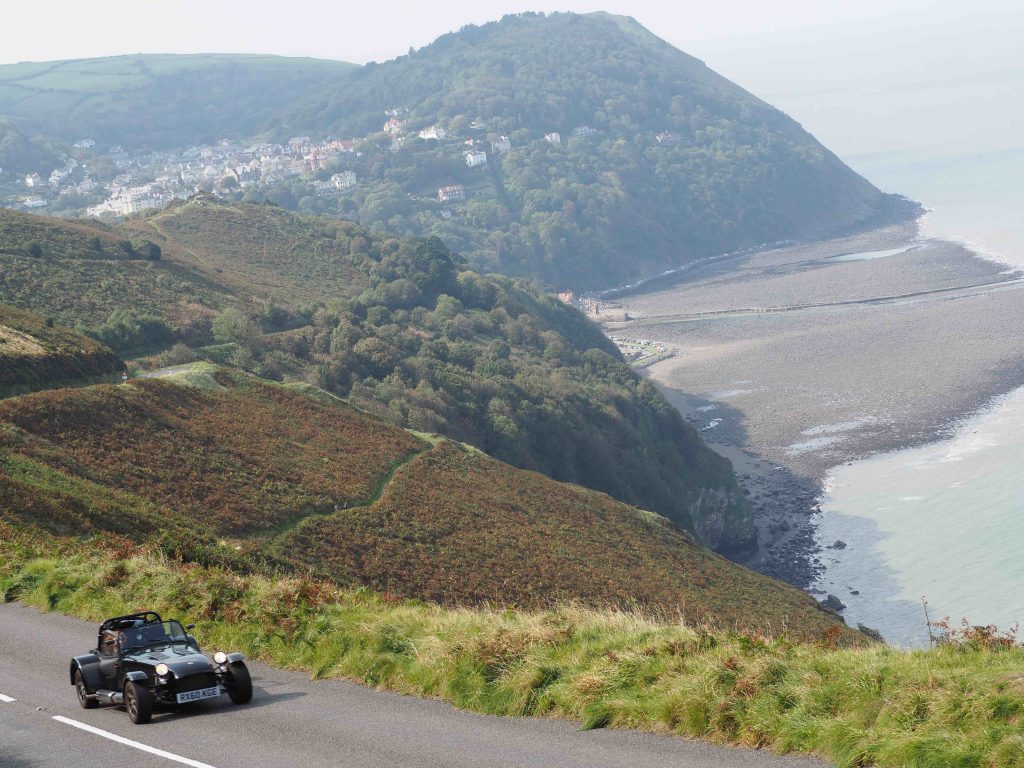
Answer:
[0,207,237,348]
[0,303,123,397]
[283,11,898,290]
[0,366,845,637]
[0,53,355,152]
[0,201,755,555]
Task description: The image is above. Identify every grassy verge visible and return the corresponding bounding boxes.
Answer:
[3,533,1023,767]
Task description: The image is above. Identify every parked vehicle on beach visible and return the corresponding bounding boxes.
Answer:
[69,611,252,723]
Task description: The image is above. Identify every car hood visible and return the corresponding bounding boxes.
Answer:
[124,645,212,675]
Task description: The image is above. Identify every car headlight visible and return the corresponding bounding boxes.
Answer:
[155,663,169,676]
[213,651,227,664]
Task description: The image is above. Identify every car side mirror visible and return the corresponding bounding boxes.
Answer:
[186,624,195,631]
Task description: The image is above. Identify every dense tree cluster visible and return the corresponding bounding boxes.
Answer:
[236,231,746,539]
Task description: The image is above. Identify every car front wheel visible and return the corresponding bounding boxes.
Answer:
[124,681,153,724]
[224,663,252,704]
[75,670,97,709]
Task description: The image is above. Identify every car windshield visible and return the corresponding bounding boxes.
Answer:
[121,620,189,650]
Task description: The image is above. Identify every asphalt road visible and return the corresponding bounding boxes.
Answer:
[0,603,830,768]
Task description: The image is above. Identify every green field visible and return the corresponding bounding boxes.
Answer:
[0,53,354,150]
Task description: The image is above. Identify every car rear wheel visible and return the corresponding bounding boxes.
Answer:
[224,662,252,704]
[124,681,153,724]
[75,670,97,709]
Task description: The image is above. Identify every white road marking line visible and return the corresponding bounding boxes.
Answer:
[0,693,15,703]
[51,716,217,768]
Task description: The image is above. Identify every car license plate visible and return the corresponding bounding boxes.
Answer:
[176,686,221,704]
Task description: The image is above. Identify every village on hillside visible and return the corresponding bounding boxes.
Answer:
[0,113,611,224]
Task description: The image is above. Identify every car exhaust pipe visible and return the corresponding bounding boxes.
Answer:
[93,689,123,705]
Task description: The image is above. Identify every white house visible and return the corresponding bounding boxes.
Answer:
[73,139,96,149]
[24,173,42,188]
[331,171,357,189]
[571,126,597,138]
[491,135,512,154]
[48,169,70,187]
[418,126,447,141]
[465,150,488,168]
[544,132,561,145]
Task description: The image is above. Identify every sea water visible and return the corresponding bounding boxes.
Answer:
[850,148,1024,271]
[815,148,1024,646]
[815,388,1024,646]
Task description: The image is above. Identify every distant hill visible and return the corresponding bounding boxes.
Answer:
[0,201,754,556]
[0,366,845,637]
[283,11,898,290]
[0,18,907,291]
[0,117,61,175]
[0,54,355,153]
[0,303,123,397]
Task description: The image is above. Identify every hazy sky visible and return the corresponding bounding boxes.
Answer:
[2,0,953,65]
[688,2,1024,159]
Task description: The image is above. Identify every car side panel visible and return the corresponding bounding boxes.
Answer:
[123,670,148,684]
[70,655,102,691]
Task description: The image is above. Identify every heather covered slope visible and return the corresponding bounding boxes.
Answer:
[137,197,373,305]
[0,368,847,638]
[0,207,236,334]
[279,440,812,627]
[286,11,894,289]
[0,303,123,397]
[0,201,754,554]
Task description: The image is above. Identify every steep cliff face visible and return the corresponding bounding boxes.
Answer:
[691,486,757,560]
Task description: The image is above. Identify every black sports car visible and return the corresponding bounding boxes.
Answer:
[69,611,252,723]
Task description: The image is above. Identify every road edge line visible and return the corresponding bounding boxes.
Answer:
[51,715,216,768]
[0,693,15,703]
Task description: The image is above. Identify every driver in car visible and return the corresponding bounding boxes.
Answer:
[101,630,120,655]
